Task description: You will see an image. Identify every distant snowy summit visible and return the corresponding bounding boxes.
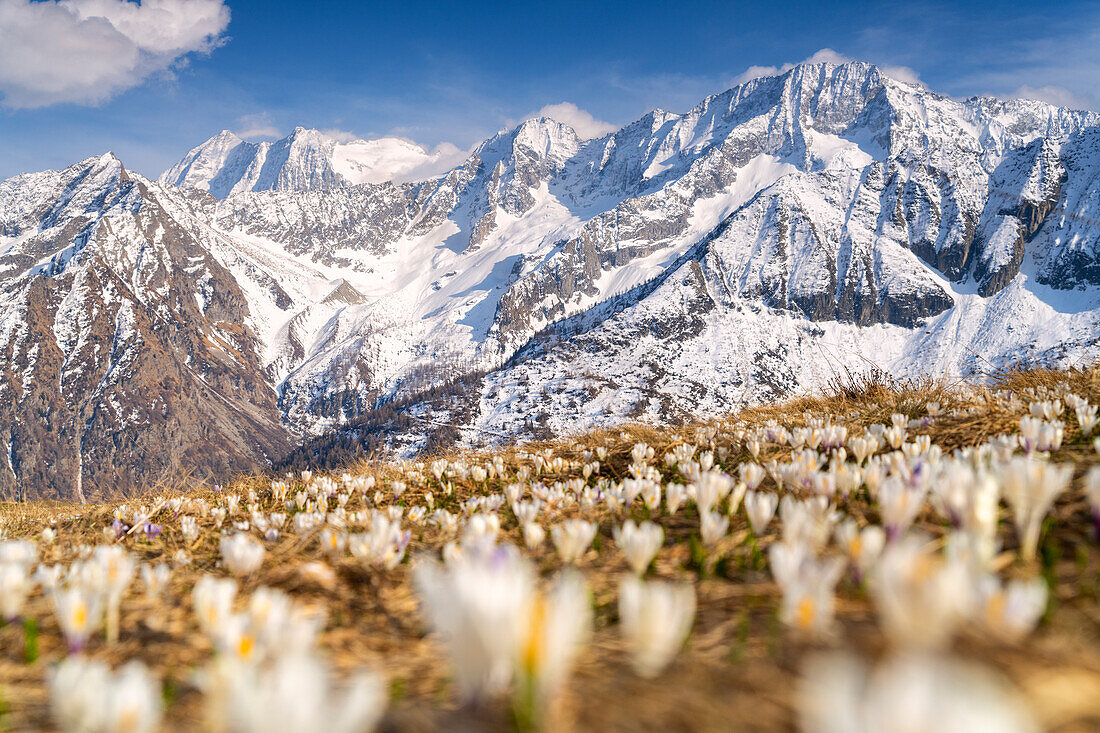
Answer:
[159,127,465,197]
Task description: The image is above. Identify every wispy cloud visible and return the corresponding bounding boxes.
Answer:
[851,9,1100,111]
[957,24,1100,111]
[0,0,230,108]
[1008,85,1094,112]
[234,112,280,139]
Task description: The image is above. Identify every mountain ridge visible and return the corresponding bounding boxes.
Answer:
[3,59,1100,498]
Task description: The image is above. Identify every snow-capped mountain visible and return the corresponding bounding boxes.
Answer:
[6,60,1100,498]
[159,127,466,198]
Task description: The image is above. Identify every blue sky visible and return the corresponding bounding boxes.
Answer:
[0,0,1098,179]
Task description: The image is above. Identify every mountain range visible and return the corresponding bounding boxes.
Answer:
[3,60,1100,500]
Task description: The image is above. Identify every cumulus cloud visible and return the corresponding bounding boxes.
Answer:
[731,48,923,87]
[0,0,230,108]
[528,102,617,139]
[392,141,469,183]
[328,132,470,185]
[1008,84,1093,111]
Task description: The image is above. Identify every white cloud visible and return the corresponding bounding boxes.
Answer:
[732,48,852,85]
[730,48,923,88]
[1008,84,1093,111]
[879,65,923,86]
[0,0,230,108]
[393,141,469,183]
[528,102,617,139]
[235,113,280,139]
[318,128,359,144]
[330,135,469,185]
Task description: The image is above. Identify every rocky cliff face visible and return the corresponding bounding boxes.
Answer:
[4,61,1100,494]
[0,155,290,500]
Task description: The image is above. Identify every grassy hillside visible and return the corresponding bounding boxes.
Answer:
[2,366,1100,731]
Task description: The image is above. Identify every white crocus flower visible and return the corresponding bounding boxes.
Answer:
[834,519,886,577]
[515,570,592,721]
[523,522,546,552]
[780,496,837,551]
[977,575,1048,641]
[0,539,37,567]
[744,490,779,535]
[777,555,845,637]
[612,520,663,575]
[50,657,163,733]
[52,586,104,653]
[414,544,534,701]
[691,471,734,514]
[665,483,687,515]
[799,652,1038,733]
[699,510,729,547]
[513,500,541,525]
[94,545,136,592]
[739,462,766,490]
[180,516,200,544]
[870,537,973,649]
[218,652,385,733]
[462,513,501,548]
[1000,456,1072,562]
[140,563,171,599]
[618,576,695,678]
[319,528,347,559]
[639,481,662,511]
[220,534,265,575]
[877,477,927,540]
[348,512,410,570]
[1086,466,1100,537]
[193,576,238,639]
[550,520,597,564]
[0,561,32,621]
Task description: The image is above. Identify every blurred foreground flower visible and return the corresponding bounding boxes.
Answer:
[213,652,384,733]
[515,570,592,725]
[0,540,35,621]
[50,657,162,733]
[618,576,695,678]
[550,520,597,564]
[613,520,663,575]
[415,542,591,716]
[220,534,265,575]
[1001,457,1071,563]
[799,652,1037,733]
[414,544,534,701]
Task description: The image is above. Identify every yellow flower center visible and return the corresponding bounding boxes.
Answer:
[796,596,816,630]
[73,601,87,630]
[521,595,547,675]
[237,634,255,660]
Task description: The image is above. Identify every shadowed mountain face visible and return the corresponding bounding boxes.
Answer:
[5,61,1100,495]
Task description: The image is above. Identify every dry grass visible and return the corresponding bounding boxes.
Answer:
[2,366,1100,731]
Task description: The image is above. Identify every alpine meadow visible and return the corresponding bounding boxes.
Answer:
[1,1,1100,731]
